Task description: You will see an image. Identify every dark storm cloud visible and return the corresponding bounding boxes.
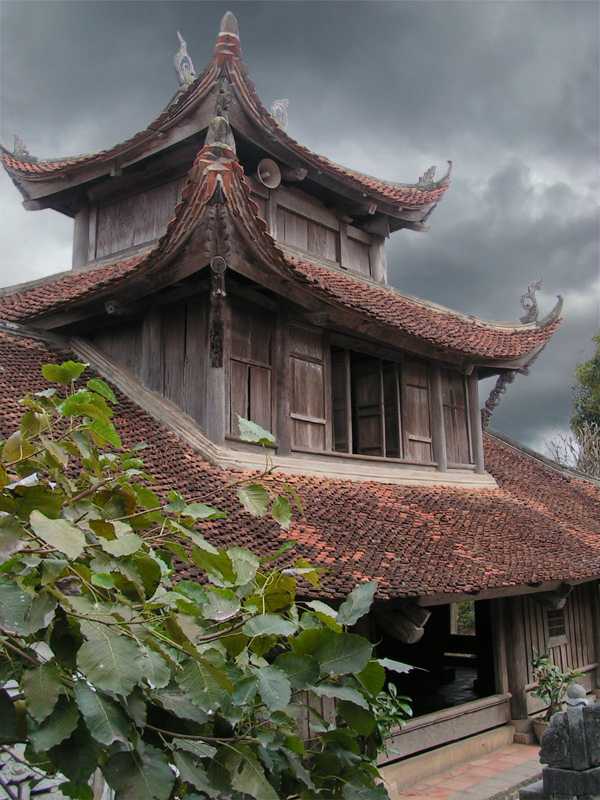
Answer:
[0,0,598,450]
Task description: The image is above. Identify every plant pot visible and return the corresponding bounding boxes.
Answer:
[532,718,550,744]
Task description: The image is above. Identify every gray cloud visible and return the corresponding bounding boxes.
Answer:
[0,0,598,450]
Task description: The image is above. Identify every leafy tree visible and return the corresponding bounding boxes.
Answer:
[572,333,600,429]
[0,361,411,799]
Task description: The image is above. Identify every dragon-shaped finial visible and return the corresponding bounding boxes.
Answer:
[174,31,196,87]
[520,279,543,324]
[270,99,289,131]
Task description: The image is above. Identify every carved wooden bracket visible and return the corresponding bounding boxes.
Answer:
[375,601,432,644]
[534,583,573,611]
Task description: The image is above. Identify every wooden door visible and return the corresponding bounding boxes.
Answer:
[442,370,471,464]
[402,359,433,462]
[229,303,273,437]
[352,354,383,456]
[289,326,327,451]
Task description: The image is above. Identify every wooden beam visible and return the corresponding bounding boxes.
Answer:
[72,204,90,269]
[468,372,485,474]
[369,236,388,284]
[430,364,448,472]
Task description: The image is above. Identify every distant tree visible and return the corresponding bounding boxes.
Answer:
[0,360,412,800]
[547,334,600,479]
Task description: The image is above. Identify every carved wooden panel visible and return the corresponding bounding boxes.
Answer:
[442,369,472,464]
[289,326,326,451]
[95,179,182,259]
[402,359,433,462]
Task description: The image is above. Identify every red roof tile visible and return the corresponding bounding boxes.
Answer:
[1,329,599,600]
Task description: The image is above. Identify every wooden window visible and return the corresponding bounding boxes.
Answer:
[442,370,472,464]
[229,304,273,437]
[547,608,568,647]
[330,349,430,462]
[289,326,328,451]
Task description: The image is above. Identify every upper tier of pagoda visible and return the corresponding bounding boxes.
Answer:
[1,11,451,231]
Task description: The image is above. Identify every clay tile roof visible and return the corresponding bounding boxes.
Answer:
[1,13,449,215]
[1,328,599,600]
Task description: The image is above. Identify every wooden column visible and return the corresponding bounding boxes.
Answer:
[72,205,90,269]
[369,236,388,284]
[206,259,228,445]
[430,364,448,472]
[275,313,291,455]
[468,372,486,474]
[592,580,600,691]
[491,598,510,694]
[505,596,529,720]
[140,308,163,392]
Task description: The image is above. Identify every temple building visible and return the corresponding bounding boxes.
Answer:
[1,11,599,791]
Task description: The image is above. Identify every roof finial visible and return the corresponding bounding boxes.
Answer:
[520,279,542,324]
[214,11,241,61]
[205,115,236,154]
[12,135,32,160]
[417,161,452,189]
[174,31,196,87]
[270,99,289,131]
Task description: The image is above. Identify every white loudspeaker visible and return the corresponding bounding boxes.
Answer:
[256,158,282,189]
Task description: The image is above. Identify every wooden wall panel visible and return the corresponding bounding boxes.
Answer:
[90,320,143,377]
[331,348,351,453]
[351,355,383,456]
[182,298,208,427]
[344,236,371,276]
[95,179,181,259]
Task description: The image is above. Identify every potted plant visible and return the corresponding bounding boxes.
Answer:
[531,654,583,742]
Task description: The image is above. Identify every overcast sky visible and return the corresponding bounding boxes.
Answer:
[0,0,598,451]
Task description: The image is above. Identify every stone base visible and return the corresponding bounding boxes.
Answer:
[520,778,600,799]
[544,765,600,796]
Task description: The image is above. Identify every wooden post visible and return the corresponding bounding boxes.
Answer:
[369,236,388,284]
[491,598,510,694]
[72,204,90,269]
[430,364,448,472]
[468,372,486,474]
[591,580,600,691]
[505,596,529,720]
[206,257,228,445]
[275,313,291,455]
[140,307,163,392]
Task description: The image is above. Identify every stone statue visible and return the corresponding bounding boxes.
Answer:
[174,31,196,87]
[270,99,289,131]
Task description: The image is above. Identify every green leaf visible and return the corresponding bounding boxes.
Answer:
[174,580,207,605]
[378,657,413,675]
[175,658,233,711]
[42,360,87,385]
[154,689,209,724]
[30,510,86,560]
[59,782,93,800]
[232,675,258,705]
[203,587,241,621]
[139,647,171,689]
[315,632,373,677]
[89,419,122,448]
[173,738,217,760]
[311,684,369,709]
[254,665,291,711]
[237,417,276,447]
[0,514,26,560]
[74,681,130,746]
[337,581,377,626]
[59,390,113,422]
[87,378,116,403]
[0,689,17,744]
[103,743,175,800]
[0,577,32,635]
[174,751,217,796]
[306,600,337,618]
[226,746,279,800]
[271,496,292,529]
[91,572,115,588]
[28,697,79,752]
[191,547,235,585]
[243,614,296,638]
[237,484,269,517]
[228,546,259,584]
[40,435,69,467]
[182,502,226,521]
[274,653,319,689]
[99,531,143,557]
[22,663,62,722]
[2,430,35,463]
[49,720,99,783]
[338,700,376,735]
[77,630,143,695]
[356,660,386,696]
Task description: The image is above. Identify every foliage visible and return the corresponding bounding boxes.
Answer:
[454,601,475,636]
[370,684,412,754]
[546,421,600,479]
[0,360,413,799]
[572,333,600,430]
[532,654,582,720]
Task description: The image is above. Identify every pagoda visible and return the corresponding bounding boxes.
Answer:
[1,11,598,787]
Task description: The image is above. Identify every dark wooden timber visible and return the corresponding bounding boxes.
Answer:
[430,364,448,472]
[468,372,486,473]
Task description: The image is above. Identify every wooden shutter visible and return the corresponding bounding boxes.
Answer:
[402,359,433,462]
[331,349,351,452]
[289,326,327,451]
[229,303,273,437]
[442,370,472,464]
[352,355,383,456]
[382,362,402,458]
